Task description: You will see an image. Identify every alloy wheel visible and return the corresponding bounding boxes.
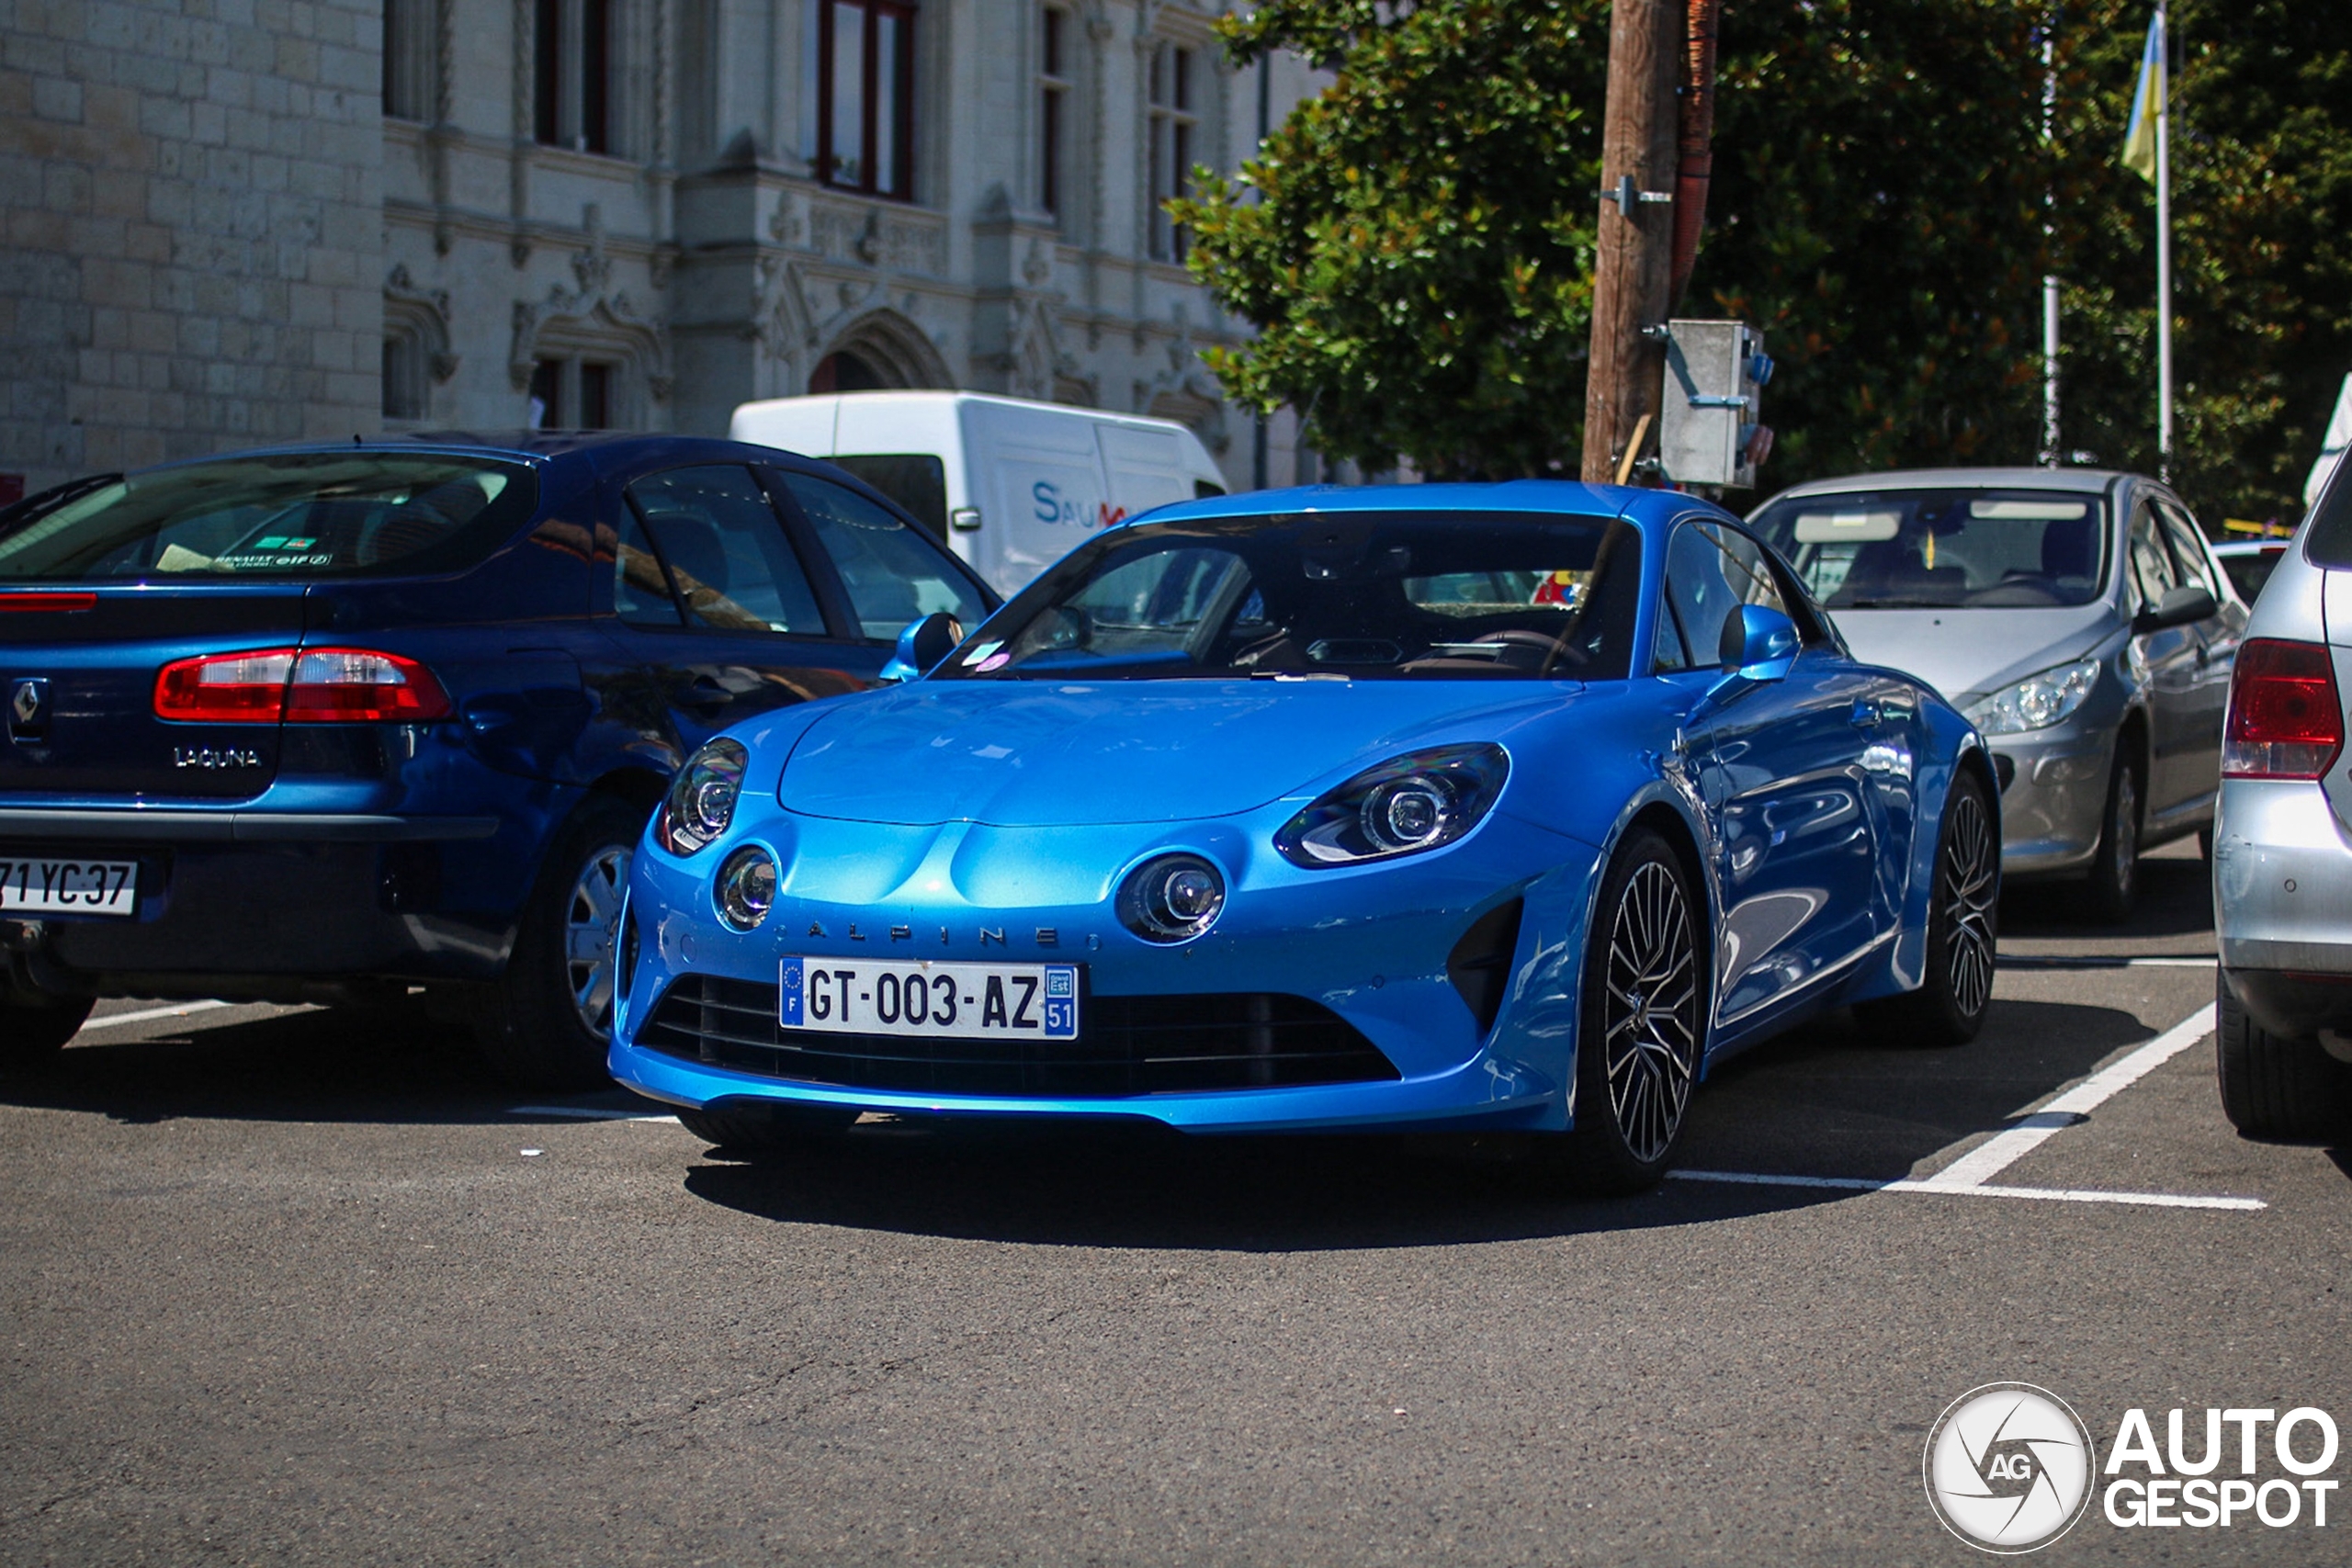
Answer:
[564,844,632,1040]
[1942,788,1998,1019]
[1601,860,1701,1164]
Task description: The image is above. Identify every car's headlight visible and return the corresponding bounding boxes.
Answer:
[1274,744,1510,868]
[657,738,748,855]
[1963,658,2103,736]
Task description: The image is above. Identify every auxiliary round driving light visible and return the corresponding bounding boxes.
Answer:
[1117,852,1227,944]
[1362,775,1455,852]
[715,845,778,931]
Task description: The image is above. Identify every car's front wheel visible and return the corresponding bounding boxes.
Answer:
[2216,975,2352,1139]
[2082,750,2143,924]
[475,795,645,1090]
[1552,828,1707,1194]
[1855,767,1998,1046]
[0,983,93,1074]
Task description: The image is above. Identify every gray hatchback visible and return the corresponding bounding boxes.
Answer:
[1750,468,2245,920]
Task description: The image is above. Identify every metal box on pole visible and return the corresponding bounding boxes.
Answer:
[1660,320,1772,490]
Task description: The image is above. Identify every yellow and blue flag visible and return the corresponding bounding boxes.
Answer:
[2121,8,2164,183]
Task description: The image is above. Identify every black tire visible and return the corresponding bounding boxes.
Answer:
[678,1103,858,1156]
[2216,974,2352,1140]
[1854,768,1998,1046]
[1545,828,1708,1195]
[2082,748,2143,924]
[475,794,646,1090]
[0,986,95,1073]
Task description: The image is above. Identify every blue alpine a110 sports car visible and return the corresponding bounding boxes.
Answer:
[611,482,1999,1189]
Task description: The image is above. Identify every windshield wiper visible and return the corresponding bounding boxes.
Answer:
[1841,597,1954,609]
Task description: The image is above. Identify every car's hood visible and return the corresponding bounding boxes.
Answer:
[780,680,1570,827]
[1828,604,2115,705]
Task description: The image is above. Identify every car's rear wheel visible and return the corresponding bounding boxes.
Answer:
[2216,974,2352,1139]
[2082,750,2142,924]
[1552,829,1706,1194]
[678,1103,859,1156]
[0,983,93,1073]
[474,795,644,1090]
[1855,768,1997,1046]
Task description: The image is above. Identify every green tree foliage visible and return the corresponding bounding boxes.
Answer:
[1175,1,1611,479]
[1182,1,2352,520]
[2053,1,2352,523]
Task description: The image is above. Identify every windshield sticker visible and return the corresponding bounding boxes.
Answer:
[961,640,1005,668]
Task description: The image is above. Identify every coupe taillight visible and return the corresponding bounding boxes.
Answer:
[154,647,451,724]
[2222,638,2345,780]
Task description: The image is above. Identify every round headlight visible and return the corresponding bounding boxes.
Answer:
[716,845,777,931]
[658,739,748,855]
[1362,776,1455,852]
[1118,852,1227,943]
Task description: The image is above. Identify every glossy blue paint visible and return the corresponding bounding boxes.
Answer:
[610,483,1988,1135]
[0,432,995,1001]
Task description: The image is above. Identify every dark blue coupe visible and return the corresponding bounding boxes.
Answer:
[0,434,994,1084]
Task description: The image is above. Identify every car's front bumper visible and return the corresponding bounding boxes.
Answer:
[2214,776,2352,1041]
[1985,724,2114,876]
[608,809,1601,1134]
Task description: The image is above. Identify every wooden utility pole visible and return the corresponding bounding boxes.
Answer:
[1580,0,1684,484]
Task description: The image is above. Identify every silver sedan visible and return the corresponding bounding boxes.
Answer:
[1749,468,2245,921]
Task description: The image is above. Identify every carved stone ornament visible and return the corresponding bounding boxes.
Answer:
[507,204,672,398]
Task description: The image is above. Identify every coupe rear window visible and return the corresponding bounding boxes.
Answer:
[936,511,1642,682]
[1747,489,2110,608]
[0,454,538,581]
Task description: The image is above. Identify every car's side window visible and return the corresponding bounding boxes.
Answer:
[2154,501,2221,600]
[775,470,989,641]
[2127,502,2180,613]
[613,503,682,626]
[1651,603,1691,672]
[626,466,828,636]
[1664,521,1792,669]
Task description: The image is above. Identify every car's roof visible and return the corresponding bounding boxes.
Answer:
[108,430,820,477]
[1761,467,2141,501]
[1127,479,1713,529]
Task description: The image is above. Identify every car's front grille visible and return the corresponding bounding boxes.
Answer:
[635,974,1401,1098]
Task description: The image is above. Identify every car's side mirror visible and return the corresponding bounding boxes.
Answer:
[1717,603,1802,678]
[2134,583,2217,633]
[878,612,964,684]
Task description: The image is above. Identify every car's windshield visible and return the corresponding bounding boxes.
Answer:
[0,453,538,581]
[935,510,1643,682]
[1747,489,2109,609]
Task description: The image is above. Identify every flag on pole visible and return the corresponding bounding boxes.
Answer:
[2121,9,2164,183]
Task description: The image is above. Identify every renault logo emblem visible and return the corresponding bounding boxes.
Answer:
[9,677,49,734]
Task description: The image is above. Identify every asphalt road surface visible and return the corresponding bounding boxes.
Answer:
[5,839,2347,1565]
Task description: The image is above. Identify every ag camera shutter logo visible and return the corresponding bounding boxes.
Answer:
[1924,1383,2097,1552]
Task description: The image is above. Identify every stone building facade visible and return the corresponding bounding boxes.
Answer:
[3,0,1324,498]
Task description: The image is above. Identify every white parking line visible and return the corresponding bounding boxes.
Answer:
[1998,954,2216,969]
[75,999,237,1032]
[1670,1001,2264,1210]
[505,1104,680,1123]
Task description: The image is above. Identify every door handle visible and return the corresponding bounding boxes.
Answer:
[683,675,736,710]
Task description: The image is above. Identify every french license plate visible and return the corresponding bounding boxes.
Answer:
[0,855,138,917]
[781,957,1080,1041]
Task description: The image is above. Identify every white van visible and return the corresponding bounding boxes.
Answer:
[729,390,1228,597]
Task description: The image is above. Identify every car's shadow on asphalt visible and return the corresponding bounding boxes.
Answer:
[0,997,533,1125]
[1997,840,2214,948]
[683,994,2160,1251]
